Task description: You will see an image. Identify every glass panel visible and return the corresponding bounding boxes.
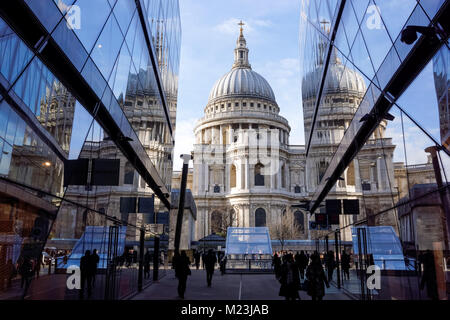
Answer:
[91,14,123,81]
[0,18,34,85]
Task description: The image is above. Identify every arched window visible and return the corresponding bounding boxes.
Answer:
[255,208,266,227]
[255,163,264,186]
[294,210,304,231]
[281,164,286,188]
[124,162,134,185]
[211,211,223,234]
[230,164,237,188]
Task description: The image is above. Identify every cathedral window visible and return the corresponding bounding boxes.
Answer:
[124,161,134,185]
[294,210,304,231]
[294,185,301,193]
[230,164,237,188]
[255,163,265,186]
[250,102,254,107]
[255,208,266,227]
[281,164,286,188]
[243,102,247,107]
[228,103,231,108]
[257,103,261,108]
[264,104,267,109]
[211,211,223,234]
[235,102,239,107]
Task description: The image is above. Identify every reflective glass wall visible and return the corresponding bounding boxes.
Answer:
[0,0,180,300]
[300,0,449,300]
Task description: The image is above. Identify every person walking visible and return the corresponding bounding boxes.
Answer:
[18,256,34,298]
[272,253,282,280]
[173,251,191,299]
[419,250,438,300]
[79,250,93,299]
[298,250,308,280]
[144,250,151,279]
[194,250,201,270]
[278,254,300,300]
[204,249,217,287]
[341,251,351,280]
[325,250,336,282]
[91,249,100,288]
[306,252,329,301]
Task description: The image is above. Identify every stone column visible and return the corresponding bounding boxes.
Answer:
[354,158,361,192]
[204,163,209,193]
[219,125,223,145]
[376,156,385,191]
[245,157,249,190]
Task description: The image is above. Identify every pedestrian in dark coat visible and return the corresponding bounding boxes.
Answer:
[279,254,300,300]
[272,253,282,279]
[173,251,191,299]
[341,251,351,280]
[325,250,336,282]
[306,252,329,301]
[144,250,151,279]
[194,251,201,270]
[79,250,93,299]
[298,251,308,280]
[419,250,438,300]
[204,249,217,287]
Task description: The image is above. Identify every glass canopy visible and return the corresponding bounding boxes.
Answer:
[225,227,272,255]
[352,226,408,270]
[58,226,126,269]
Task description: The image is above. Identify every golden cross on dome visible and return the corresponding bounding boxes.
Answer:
[238,20,245,35]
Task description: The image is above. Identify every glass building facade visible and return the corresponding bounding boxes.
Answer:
[0,0,181,299]
[300,0,449,299]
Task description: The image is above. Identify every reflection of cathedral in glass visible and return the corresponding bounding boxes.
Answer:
[53,18,179,241]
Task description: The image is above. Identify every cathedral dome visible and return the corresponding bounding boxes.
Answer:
[208,68,276,103]
[302,55,366,100]
[207,24,276,104]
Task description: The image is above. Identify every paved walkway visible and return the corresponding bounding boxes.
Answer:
[133,269,352,300]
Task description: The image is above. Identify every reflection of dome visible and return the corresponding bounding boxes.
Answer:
[302,59,366,100]
[208,68,275,103]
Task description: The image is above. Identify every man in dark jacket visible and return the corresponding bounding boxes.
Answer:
[173,251,191,299]
[194,250,201,270]
[325,250,336,282]
[341,251,351,280]
[298,251,308,279]
[279,254,300,300]
[204,249,217,287]
[306,252,329,301]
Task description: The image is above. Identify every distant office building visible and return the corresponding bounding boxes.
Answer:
[0,0,181,299]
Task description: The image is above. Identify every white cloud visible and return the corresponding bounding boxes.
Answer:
[214,18,273,35]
